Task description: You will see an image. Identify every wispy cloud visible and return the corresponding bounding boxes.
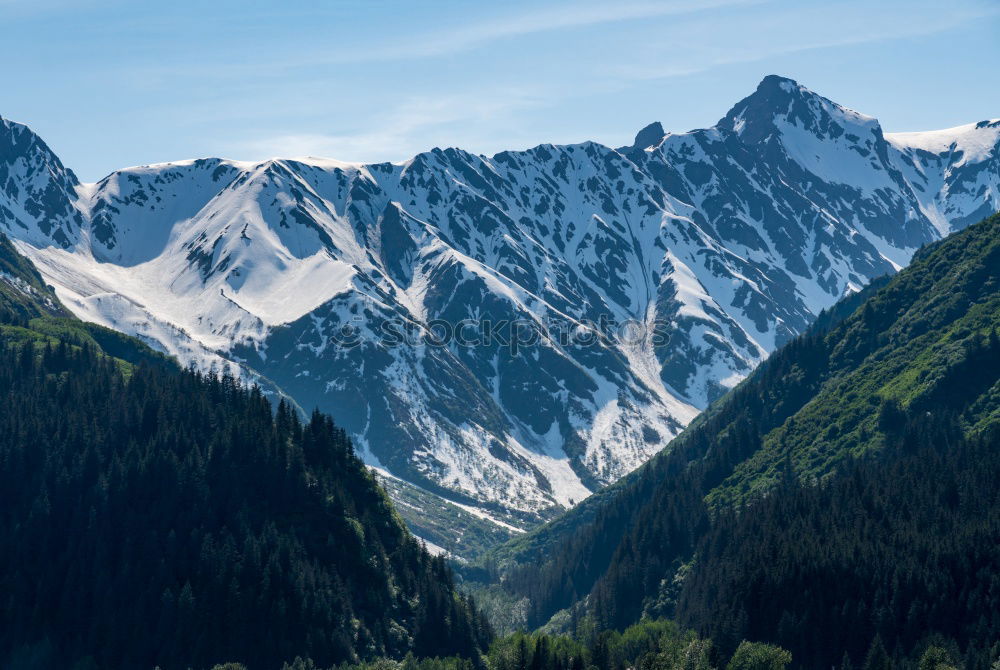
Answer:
[228,88,547,164]
[111,0,762,84]
[604,2,1000,81]
[332,0,763,64]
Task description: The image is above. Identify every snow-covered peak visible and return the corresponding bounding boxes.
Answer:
[0,116,80,189]
[887,119,1000,165]
[0,116,84,249]
[85,158,244,264]
[886,118,1000,235]
[697,75,906,198]
[719,75,881,143]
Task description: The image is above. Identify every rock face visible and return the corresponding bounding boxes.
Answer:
[2,76,998,526]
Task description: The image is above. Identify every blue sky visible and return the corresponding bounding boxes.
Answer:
[2,0,999,182]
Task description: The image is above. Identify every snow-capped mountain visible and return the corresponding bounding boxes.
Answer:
[2,76,998,528]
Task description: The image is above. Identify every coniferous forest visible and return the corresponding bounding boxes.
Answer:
[0,251,490,669]
[679,415,1000,668]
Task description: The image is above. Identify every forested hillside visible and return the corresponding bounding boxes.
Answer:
[0,235,490,669]
[679,416,1000,667]
[480,212,1000,662]
[0,234,68,323]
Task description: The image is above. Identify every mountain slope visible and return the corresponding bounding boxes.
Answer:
[486,212,1000,633]
[0,241,490,669]
[2,77,999,530]
[0,233,68,323]
[678,419,1000,668]
[0,232,179,368]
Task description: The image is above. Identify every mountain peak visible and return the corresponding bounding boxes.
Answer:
[0,114,83,249]
[717,75,807,134]
[756,73,801,92]
[718,74,879,144]
[0,115,74,175]
[631,121,666,151]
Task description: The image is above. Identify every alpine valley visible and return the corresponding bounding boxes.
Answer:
[2,75,999,549]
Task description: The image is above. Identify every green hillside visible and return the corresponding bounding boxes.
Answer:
[711,213,1000,506]
[679,414,1000,667]
[0,234,66,322]
[475,212,1000,643]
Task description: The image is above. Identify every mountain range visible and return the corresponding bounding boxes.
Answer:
[2,75,999,541]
